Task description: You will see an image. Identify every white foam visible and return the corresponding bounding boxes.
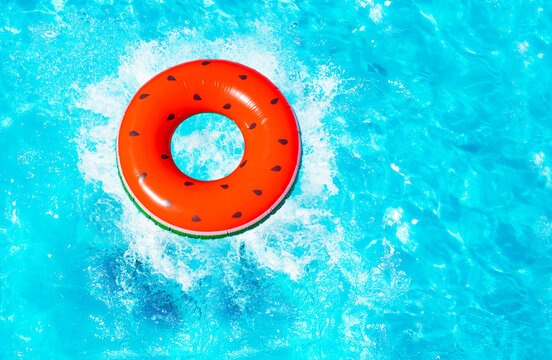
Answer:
[370,4,384,24]
[531,152,552,187]
[384,207,416,251]
[356,1,385,24]
[51,0,66,12]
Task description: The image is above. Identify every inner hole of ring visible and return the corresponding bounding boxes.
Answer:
[170,113,245,181]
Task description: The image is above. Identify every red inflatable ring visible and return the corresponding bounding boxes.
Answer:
[117,60,301,238]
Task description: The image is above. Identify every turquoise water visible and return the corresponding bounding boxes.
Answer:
[1,0,552,358]
[171,113,245,181]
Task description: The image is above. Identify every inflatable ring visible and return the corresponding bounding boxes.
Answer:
[117,60,301,238]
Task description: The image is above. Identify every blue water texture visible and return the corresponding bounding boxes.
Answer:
[1,0,551,358]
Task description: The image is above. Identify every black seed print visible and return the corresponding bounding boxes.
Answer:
[185,181,194,186]
[161,154,170,159]
[223,103,231,109]
[202,61,211,65]
[278,139,288,145]
[167,114,175,120]
[194,94,202,100]
[271,166,282,171]
[270,98,279,104]
[232,212,242,218]
[167,75,176,81]
[192,215,201,222]
[129,131,140,136]
[240,160,247,168]
[140,94,149,99]
[248,123,256,129]
[253,190,262,196]
[221,184,229,189]
[239,75,247,80]
[139,173,147,181]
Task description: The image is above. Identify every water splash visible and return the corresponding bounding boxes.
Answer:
[76,29,343,289]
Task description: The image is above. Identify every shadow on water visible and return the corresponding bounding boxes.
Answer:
[91,250,202,328]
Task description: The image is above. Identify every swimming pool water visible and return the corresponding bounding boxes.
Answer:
[1,0,551,358]
[170,113,245,181]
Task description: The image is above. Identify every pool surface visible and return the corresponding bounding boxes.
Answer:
[1,0,551,358]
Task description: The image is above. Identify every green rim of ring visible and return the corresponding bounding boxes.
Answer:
[115,143,302,239]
